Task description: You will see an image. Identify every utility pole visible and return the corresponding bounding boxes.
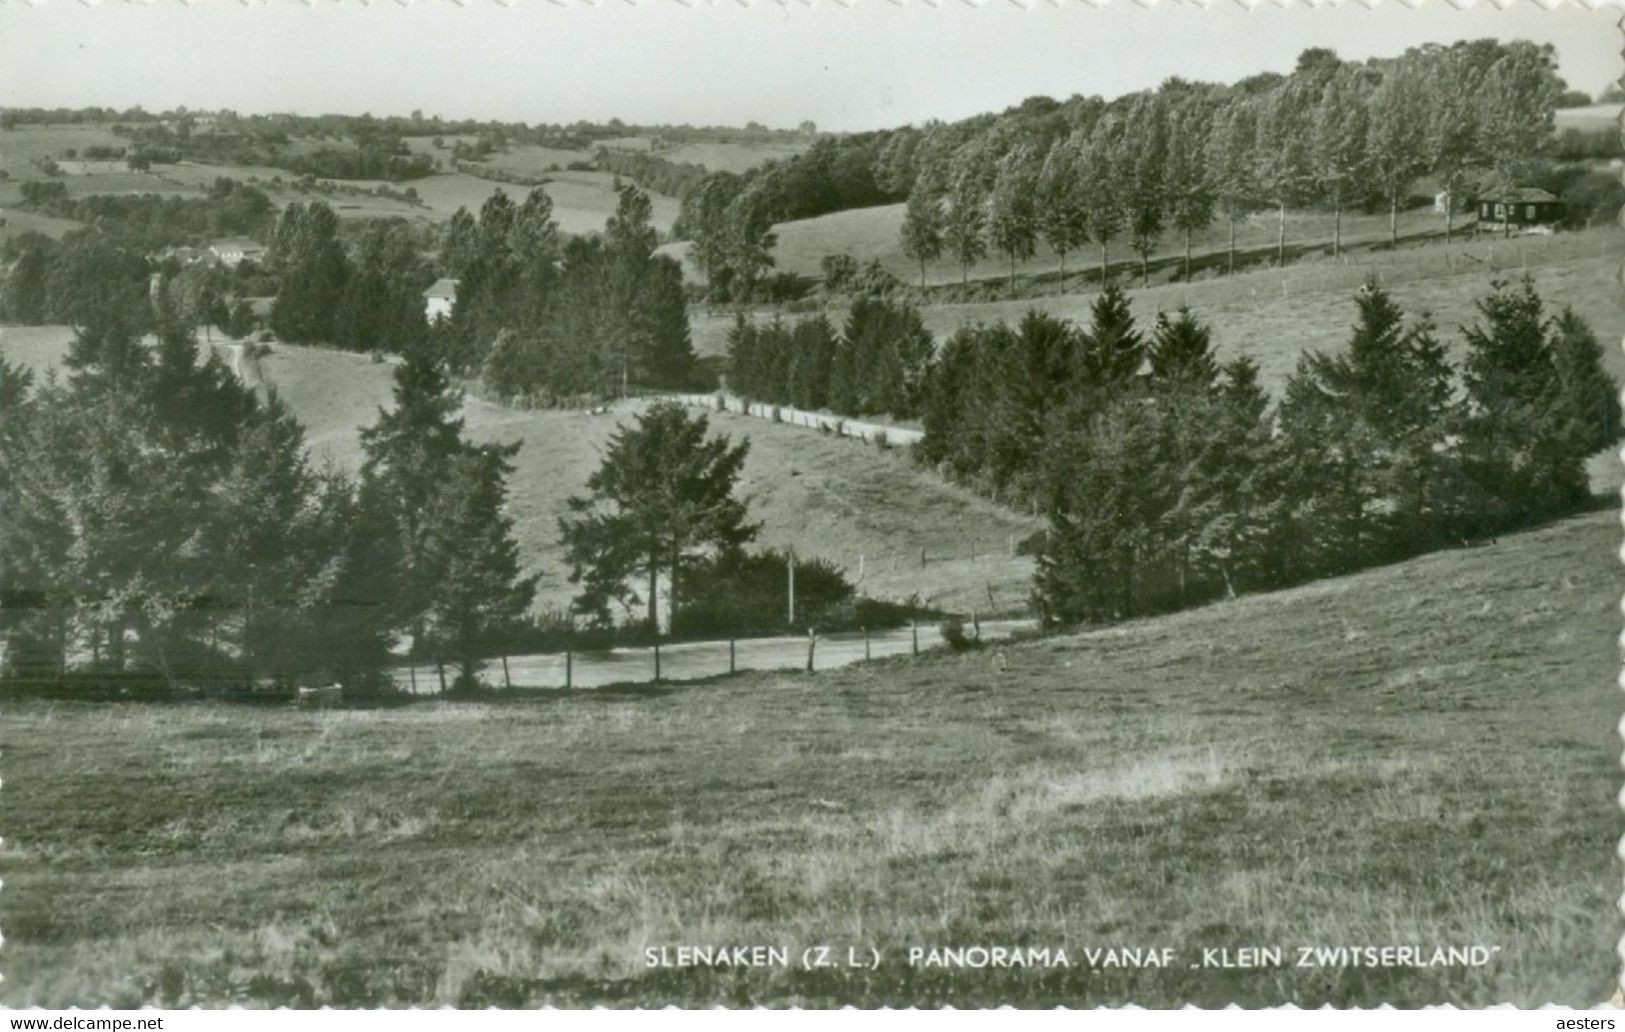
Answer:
[787,548,796,627]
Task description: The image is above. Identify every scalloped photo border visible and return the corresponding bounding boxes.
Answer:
[0,0,1621,1011]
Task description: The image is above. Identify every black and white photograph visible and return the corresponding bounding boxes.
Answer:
[0,0,1620,1010]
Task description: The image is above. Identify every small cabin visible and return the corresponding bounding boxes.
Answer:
[1476,188,1563,234]
[423,278,459,321]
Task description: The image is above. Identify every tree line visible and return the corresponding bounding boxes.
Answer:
[909,279,1618,625]
[594,147,710,205]
[895,41,1565,291]
[664,40,1575,300]
[14,177,274,251]
[0,287,536,695]
[724,298,933,419]
[674,134,903,300]
[435,182,699,401]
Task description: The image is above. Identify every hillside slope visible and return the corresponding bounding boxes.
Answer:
[691,227,1625,398]
[1,332,1042,616]
[2,508,1616,1006]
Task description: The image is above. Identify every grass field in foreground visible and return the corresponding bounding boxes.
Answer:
[1,507,1616,1007]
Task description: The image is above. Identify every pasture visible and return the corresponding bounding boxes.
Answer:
[1554,102,1622,133]
[0,122,674,236]
[690,227,1625,398]
[0,123,129,177]
[599,135,811,174]
[1,506,1614,1007]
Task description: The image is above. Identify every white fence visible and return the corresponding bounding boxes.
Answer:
[665,393,924,448]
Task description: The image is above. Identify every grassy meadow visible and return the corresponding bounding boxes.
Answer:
[690,226,1625,397]
[2,505,1616,1007]
[1554,103,1623,133]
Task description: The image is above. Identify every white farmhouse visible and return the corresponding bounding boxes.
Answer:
[423,278,459,321]
[209,238,267,267]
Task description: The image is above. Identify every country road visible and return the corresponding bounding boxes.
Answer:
[395,618,1036,692]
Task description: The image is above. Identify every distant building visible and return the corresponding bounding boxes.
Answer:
[210,238,266,266]
[1475,188,1563,234]
[423,278,459,321]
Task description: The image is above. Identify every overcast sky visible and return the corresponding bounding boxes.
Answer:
[1,2,1617,132]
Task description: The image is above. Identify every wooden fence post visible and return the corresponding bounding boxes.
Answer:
[911,621,919,657]
[729,637,736,674]
[806,628,816,673]
[565,642,573,690]
[863,626,870,661]
[654,639,662,682]
[501,654,511,690]
[972,611,981,641]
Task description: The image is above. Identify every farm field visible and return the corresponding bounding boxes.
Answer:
[599,135,811,174]
[1554,102,1622,132]
[0,123,129,176]
[315,170,678,235]
[0,124,677,236]
[1,331,1042,617]
[1,505,1615,1007]
[690,226,1625,398]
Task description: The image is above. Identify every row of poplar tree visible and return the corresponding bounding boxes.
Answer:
[909,279,1618,625]
[894,41,1561,289]
[0,291,536,694]
[668,41,1563,299]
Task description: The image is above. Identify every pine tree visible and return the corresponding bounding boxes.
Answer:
[1459,277,1585,527]
[1148,307,1220,389]
[1075,283,1144,389]
[559,404,755,631]
[1550,307,1622,456]
[423,444,538,688]
[358,343,474,671]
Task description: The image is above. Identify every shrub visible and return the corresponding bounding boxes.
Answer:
[940,615,976,651]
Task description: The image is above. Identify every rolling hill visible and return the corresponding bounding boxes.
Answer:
[1,503,1614,1006]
